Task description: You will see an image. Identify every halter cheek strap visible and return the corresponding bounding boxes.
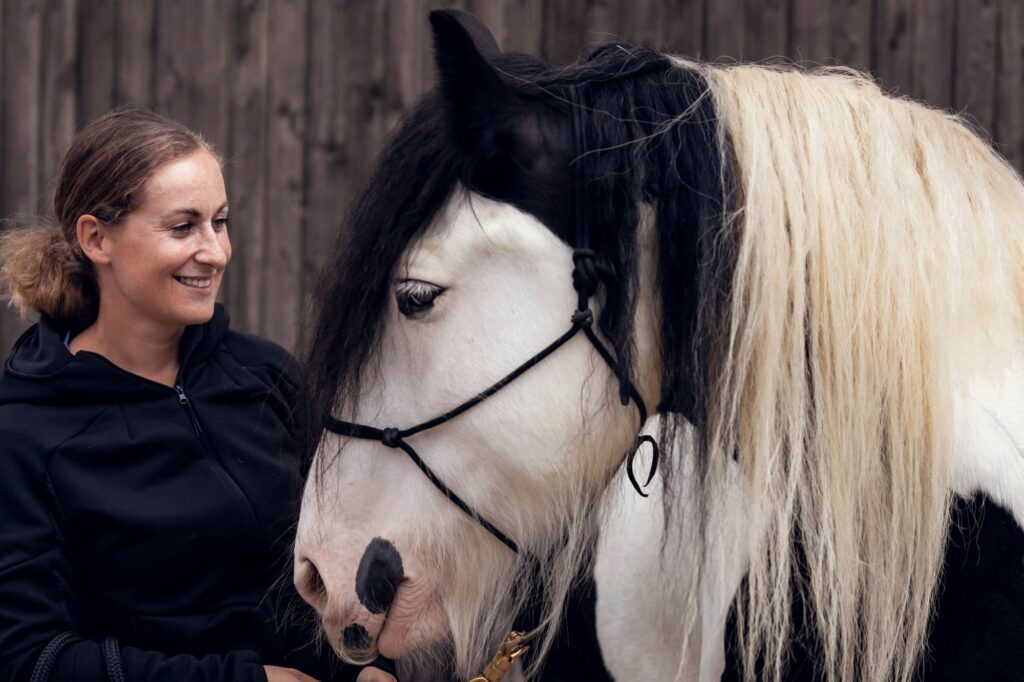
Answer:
[323,247,658,555]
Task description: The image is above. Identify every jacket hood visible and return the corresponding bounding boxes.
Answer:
[0,304,231,405]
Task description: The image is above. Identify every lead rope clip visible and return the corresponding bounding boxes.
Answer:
[469,631,530,682]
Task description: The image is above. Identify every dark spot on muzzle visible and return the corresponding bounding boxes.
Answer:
[355,537,404,614]
[342,623,373,649]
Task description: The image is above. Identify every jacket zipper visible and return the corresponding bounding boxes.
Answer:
[173,383,266,547]
[174,385,204,439]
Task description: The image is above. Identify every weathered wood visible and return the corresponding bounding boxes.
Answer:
[954,0,999,138]
[260,0,309,350]
[660,0,704,59]
[76,0,114,122]
[746,0,788,62]
[1,0,43,345]
[616,0,664,50]
[995,0,1024,169]
[501,0,545,55]
[872,0,914,96]
[790,0,829,64]
[911,0,955,109]
[39,0,77,205]
[706,0,746,62]
[542,0,589,65]
[0,0,1022,355]
[224,0,269,335]
[153,0,193,124]
[191,2,230,153]
[303,0,388,350]
[831,0,872,73]
[114,0,155,105]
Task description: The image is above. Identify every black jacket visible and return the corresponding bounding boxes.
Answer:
[0,305,351,681]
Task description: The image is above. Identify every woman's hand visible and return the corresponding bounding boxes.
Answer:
[263,665,320,682]
[357,666,397,682]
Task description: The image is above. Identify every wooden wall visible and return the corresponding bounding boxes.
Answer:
[1,0,1021,355]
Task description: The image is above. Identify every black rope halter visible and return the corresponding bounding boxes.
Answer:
[323,85,659,556]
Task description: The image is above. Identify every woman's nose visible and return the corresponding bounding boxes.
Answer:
[194,225,229,267]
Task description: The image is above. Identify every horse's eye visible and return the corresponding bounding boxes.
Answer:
[395,280,444,319]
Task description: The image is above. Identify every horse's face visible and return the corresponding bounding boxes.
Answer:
[294,9,664,672]
[296,188,660,663]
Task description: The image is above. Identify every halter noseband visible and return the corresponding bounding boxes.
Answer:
[322,85,659,556]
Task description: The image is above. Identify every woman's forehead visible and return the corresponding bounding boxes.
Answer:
[137,149,226,214]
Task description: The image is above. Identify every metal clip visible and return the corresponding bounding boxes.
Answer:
[469,631,529,682]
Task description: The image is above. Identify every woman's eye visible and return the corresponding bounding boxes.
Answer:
[171,223,192,233]
[395,280,444,319]
[214,217,230,230]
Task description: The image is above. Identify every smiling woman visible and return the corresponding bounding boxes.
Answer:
[0,109,392,682]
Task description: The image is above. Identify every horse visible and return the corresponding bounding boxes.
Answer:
[294,9,1024,681]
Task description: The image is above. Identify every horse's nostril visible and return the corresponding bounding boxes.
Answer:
[295,555,327,610]
[342,623,373,649]
[355,537,404,614]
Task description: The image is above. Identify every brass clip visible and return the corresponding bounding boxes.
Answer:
[469,631,530,682]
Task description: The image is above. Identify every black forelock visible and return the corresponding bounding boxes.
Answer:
[301,41,737,483]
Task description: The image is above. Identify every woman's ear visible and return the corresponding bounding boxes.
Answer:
[76,214,112,266]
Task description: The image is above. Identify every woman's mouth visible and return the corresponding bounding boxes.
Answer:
[175,276,213,289]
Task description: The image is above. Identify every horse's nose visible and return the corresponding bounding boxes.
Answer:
[355,537,405,614]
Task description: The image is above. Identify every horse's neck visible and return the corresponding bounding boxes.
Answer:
[950,337,1024,527]
[595,424,752,682]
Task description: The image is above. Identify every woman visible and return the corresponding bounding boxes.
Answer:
[0,108,393,682]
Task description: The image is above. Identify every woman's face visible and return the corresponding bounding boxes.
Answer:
[100,148,231,332]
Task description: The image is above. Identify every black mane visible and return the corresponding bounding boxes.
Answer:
[301,36,738,484]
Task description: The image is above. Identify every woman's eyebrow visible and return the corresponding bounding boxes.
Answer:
[161,202,229,220]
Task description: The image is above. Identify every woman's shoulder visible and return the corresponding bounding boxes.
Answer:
[216,328,302,391]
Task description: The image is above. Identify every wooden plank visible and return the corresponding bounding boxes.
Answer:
[386,0,430,130]
[153,0,193,124]
[39,0,77,197]
[871,0,914,96]
[705,0,745,62]
[2,0,42,217]
[910,0,955,109]
[303,1,393,350]
[661,0,704,59]
[114,0,155,106]
[224,0,269,336]
[994,0,1023,170]
[831,0,873,73]
[261,0,309,352]
[501,0,545,55]
[616,0,664,50]
[191,1,230,150]
[953,0,999,138]
[789,0,829,64]
[76,0,115,123]
[542,0,589,65]
[1,0,43,347]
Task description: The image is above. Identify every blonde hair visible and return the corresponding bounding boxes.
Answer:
[0,107,211,325]
[681,60,1024,681]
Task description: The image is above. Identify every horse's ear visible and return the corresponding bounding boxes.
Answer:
[429,10,518,155]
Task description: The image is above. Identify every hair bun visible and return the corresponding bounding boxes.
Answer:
[0,224,97,324]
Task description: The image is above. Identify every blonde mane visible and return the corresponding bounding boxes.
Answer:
[677,60,1024,681]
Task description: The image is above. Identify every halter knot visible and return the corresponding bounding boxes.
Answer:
[381,428,401,448]
[571,248,614,299]
[571,309,593,327]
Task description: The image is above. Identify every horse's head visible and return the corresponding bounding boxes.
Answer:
[294,9,728,677]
